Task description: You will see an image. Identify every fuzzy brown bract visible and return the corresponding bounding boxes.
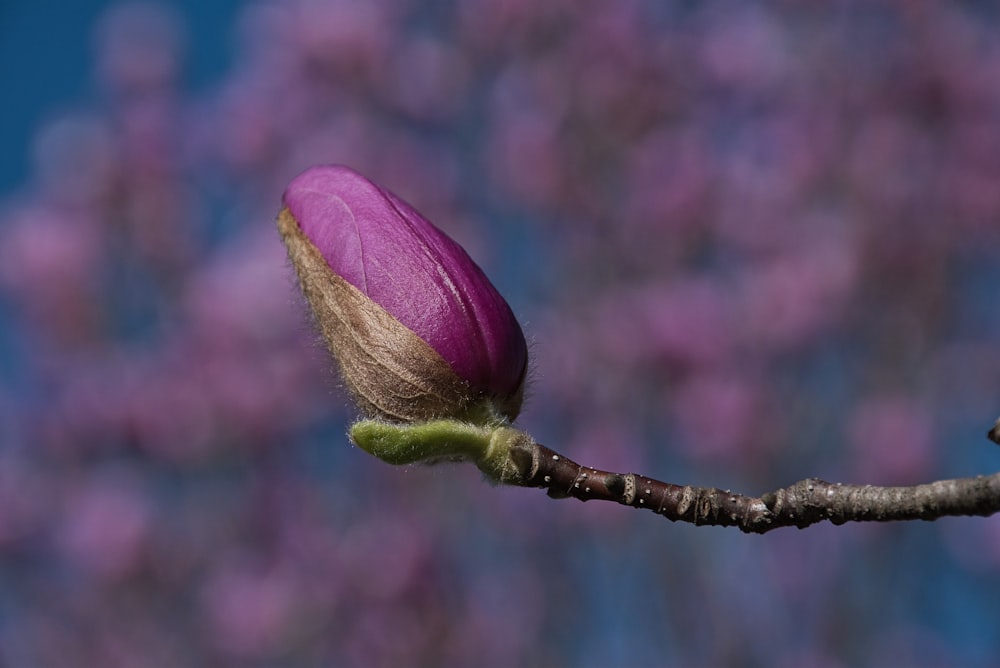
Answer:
[278,207,477,422]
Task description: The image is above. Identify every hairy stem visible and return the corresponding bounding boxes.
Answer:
[350,419,1000,533]
[502,440,1000,534]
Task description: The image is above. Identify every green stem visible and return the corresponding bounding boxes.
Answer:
[350,419,1000,534]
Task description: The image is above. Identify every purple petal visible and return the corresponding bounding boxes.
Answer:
[283,165,527,402]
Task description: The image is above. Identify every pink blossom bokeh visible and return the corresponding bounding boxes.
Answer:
[2,1,1000,666]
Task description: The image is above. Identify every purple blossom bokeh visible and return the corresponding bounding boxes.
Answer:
[2,1,1000,666]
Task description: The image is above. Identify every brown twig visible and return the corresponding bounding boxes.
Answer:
[989,416,1000,445]
[504,440,1000,534]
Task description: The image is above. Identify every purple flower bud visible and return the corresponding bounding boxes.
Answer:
[278,165,527,423]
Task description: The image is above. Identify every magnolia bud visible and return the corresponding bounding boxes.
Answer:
[278,165,527,423]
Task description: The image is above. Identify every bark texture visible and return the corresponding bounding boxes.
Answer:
[502,439,1000,534]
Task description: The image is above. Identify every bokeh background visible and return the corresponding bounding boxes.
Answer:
[2,1,1000,666]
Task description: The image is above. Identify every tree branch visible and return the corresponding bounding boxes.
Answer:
[351,419,1000,533]
[506,440,1000,534]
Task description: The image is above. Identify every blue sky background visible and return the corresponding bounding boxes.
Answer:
[0,0,240,192]
[2,2,1000,666]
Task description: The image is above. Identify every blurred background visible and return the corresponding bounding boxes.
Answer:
[2,0,1000,666]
